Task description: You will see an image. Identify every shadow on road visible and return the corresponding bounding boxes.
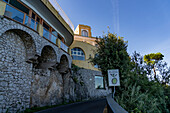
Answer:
[36,98,106,113]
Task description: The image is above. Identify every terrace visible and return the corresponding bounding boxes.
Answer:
[0,0,74,53]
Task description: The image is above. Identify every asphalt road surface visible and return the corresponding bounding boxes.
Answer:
[36,99,106,113]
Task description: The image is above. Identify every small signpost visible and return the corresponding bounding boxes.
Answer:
[108,69,120,98]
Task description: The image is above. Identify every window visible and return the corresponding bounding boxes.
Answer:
[71,48,85,60]
[95,76,104,89]
[8,0,29,14]
[32,12,35,19]
[58,34,65,43]
[95,44,98,47]
[94,65,98,68]
[36,17,40,23]
[3,0,8,3]
[81,30,88,37]
[43,22,49,30]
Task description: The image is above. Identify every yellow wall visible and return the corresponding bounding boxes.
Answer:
[37,24,43,37]
[0,1,6,16]
[74,34,97,46]
[70,40,99,71]
[74,24,92,37]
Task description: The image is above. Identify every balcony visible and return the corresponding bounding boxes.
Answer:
[20,0,74,46]
[4,4,38,31]
[0,1,69,53]
[43,28,58,44]
[60,41,69,52]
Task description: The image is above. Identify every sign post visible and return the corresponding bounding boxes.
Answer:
[108,69,120,98]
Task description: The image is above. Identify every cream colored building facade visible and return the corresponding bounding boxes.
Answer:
[70,24,99,71]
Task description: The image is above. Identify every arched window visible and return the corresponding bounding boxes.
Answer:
[81,30,88,37]
[71,48,85,60]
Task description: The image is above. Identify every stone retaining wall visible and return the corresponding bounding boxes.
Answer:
[72,69,111,101]
[0,17,110,113]
[0,18,72,112]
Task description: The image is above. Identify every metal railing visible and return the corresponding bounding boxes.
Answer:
[106,94,128,113]
[48,0,74,31]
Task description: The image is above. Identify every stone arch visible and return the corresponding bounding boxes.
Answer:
[35,45,57,69]
[39,43,58,59]
[0,30,33,111]
[58,54,69,74]
[0,24,39,55]
[9,29,37,63]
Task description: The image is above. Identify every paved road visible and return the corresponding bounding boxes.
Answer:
[36,99,106,113]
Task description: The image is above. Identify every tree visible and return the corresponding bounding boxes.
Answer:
[90,32,130,81]
[90,32,169,112]
[157,61,170,85]
[144,53,164,82]
[117,52,169,112]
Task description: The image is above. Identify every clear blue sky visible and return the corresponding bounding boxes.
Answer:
[56,0,170,65]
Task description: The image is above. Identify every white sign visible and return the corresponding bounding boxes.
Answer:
[108,69,120,86]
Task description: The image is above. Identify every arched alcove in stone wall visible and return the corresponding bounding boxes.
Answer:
[35,45,57,69]
[31,45,64,107]
[12,30,37,63]
[57,54,74,103]
[0,29,36,112]
[58,55,69,74]
[1,29,37,62]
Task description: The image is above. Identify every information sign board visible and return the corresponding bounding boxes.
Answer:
[108,69,120,86]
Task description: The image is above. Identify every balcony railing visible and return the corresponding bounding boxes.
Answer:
[25,15,38,31]
[43,28,50,40]
[60,41,68,52]
[49,0,74,31]
[5,4,25,23]
[4,4,38,31]
[43,28,58,44]
[43,28,69,52]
